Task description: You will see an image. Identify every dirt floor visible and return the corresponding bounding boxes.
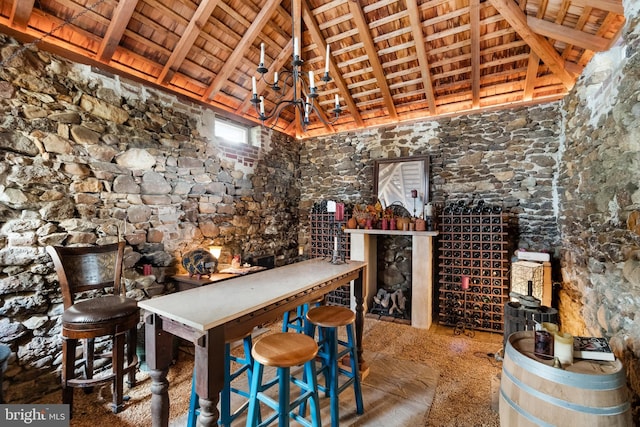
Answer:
[34,317,504,426]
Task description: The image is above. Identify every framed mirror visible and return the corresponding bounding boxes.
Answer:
[374,155,430,217]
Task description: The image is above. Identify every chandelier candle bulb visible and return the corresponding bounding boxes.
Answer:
[325,44,330,73]
[309,70,315,88]
[259,96,265,115]
[252,76,257,96]
[274,71,278,84]
[260,42,265,65]
[294,37,299,56]
[335,94,339,108]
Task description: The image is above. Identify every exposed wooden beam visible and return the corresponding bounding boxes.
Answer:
[570,0,624,15]
[347,0,397,119]
[470,0,481,108]
[201,0,279,101]
[489,0,575,90]
[303,0,364,127]
[536,0,549,18]
[299,2,337,133]
[527,16,611,52]
[97,0,138,62]
[523,51,540,100]
[406,0,437,114]
[293,0,303,136]
[157,0,220,85]
[10,0,35,30]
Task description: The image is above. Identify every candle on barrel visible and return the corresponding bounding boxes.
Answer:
[554,331,574,365]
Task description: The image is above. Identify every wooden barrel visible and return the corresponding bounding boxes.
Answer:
[500,331,631,427]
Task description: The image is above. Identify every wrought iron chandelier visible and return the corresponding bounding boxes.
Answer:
[250,0,341,130]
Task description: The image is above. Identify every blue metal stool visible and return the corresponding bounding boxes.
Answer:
[187,330,254,427]
[247,332,321,427]
[282,296,324,333]
[305,305,364,427]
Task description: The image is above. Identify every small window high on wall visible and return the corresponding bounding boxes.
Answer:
[214,118,248,145]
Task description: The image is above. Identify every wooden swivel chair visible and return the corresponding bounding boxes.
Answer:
[46,242,139,416]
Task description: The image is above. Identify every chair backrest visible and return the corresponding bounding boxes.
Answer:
[46,242,126,309]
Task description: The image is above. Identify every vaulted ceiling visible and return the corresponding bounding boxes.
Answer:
[0,0,626,139]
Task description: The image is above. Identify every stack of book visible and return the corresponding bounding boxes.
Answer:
[573,336,615,361]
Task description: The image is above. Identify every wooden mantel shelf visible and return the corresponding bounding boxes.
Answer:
[344,228,438,329]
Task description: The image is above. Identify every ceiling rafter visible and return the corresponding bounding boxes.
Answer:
[570,0,624,15]
[406,0,437,115]
[302,0,363,128]
[470,0,481,109]
[297,2,336,133]
[0,0,625,139]
[10,0,35,30]
[523,51,540,101]
[201,0,280,101]
[157,0,221,85]
[488,0,575,90]
[346,0,397,119]
[97,0,139,62]
[527,16,611,52]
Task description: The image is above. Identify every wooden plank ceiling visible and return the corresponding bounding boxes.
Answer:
[0,0,626,139]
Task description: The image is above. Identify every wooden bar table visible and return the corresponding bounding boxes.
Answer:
[139,258,367,427]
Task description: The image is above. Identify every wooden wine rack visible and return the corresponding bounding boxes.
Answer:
[309,203,351,306]
[309,212,350,260]
[437,201,510,332]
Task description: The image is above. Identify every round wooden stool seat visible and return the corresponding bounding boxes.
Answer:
[306,305,355,328]
[305,305,363,427]
[252,332,318,368]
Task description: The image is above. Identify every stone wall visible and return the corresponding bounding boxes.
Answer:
[0,35,299,402]
[299,107,561,254]
[557,7,640,421]
[298,106,561,318]
[299,105,562,301]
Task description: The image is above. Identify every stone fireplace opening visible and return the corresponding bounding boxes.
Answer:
[369,235,412,323]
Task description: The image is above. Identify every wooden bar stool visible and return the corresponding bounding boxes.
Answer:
[282,296,324,333]
[247,332,321,427]
[187,330,254,427]
[305,305,364,427]
[47,243,139,416]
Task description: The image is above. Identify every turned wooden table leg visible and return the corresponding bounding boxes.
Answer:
[353,270,369,374]
[194,326,225,427]
[145,313,174,427]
